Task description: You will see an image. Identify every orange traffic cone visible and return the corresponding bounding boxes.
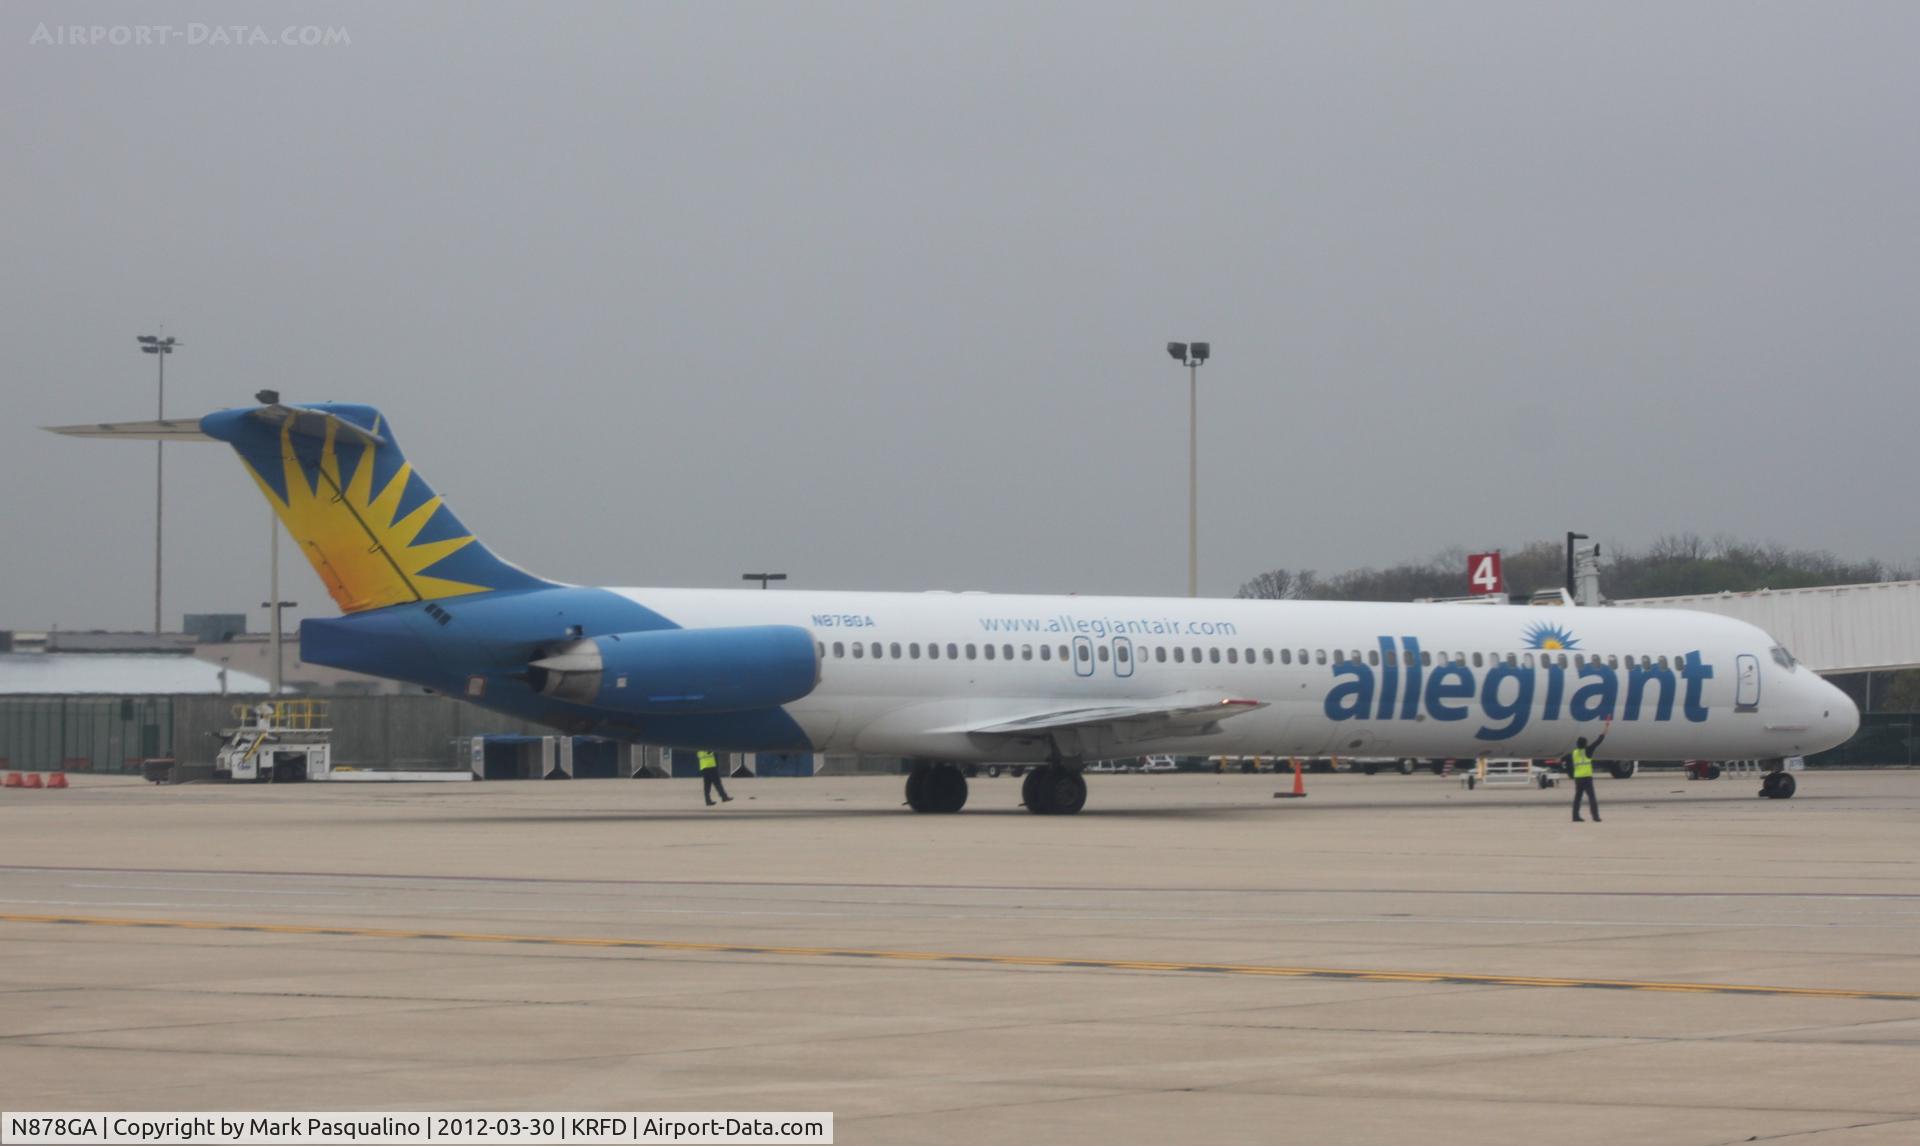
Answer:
[47,772,69,789]
[22,773,42,788]
[2,772,21,788]
[1274,757,1307,798]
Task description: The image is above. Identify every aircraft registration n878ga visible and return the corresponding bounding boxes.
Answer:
[50,401,1859,814]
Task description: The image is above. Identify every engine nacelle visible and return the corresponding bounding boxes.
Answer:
[529,625,819,714]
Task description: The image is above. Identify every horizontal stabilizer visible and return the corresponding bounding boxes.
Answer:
[44,418,216,442]
[46,404,389,448]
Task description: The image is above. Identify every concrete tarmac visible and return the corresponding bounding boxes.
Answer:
[2,769,1917,1144]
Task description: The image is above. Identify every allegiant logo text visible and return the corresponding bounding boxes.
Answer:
[1325,637,1714,741]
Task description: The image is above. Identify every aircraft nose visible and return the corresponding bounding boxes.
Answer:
[1821,678,1860,747]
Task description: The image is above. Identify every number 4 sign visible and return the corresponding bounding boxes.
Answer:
[1468,552,1504,595]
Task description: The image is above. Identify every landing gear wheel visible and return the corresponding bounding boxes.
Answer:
[1761,771,1797,799]
[987,765,1002,778]
[1398,759,1415,775]
[1609,761,1638,780]
[1023,764,1087,815]
[906,762,969,813]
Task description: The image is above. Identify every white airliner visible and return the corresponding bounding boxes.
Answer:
[51,401,1859,814]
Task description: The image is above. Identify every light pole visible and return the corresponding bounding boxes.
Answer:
[741,573,787,590]
[137,334,179,632]
[261,591,297,694]
[1166,341,1210,597]
[255,390,287,693]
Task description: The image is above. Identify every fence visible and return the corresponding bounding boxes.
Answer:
[1807,713,1919,768]
[0,696,172,773]
[0,694,544,773]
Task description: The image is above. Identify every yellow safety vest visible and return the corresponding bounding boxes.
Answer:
[1571,748,1594,779]
[698,750,718,772]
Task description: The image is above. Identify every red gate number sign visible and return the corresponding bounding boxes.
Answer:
[1468,552,1503,595]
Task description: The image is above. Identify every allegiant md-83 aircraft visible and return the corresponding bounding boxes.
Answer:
[51,400,1858,814]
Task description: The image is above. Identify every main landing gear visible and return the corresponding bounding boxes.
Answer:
[1021,764,1087,815]
[904,761,1089,814]
[905,762,969,813]
[1760,770,1798,799]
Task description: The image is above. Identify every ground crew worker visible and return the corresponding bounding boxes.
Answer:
[1568,716,1611,822]
[698,749,733,806]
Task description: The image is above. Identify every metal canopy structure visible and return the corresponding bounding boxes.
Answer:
[1620,580,1920,674]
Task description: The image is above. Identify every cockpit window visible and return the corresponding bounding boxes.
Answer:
[1770,646,1798,671]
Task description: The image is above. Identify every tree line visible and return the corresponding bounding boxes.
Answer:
[1236,534,1911,603]
[1235,535,1919,711]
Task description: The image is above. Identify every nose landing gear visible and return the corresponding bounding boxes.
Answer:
[1760,770,1798,799]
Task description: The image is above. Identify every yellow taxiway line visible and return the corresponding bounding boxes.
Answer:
[3,911,1915,1001]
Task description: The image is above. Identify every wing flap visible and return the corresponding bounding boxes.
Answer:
[941,694,1266,738]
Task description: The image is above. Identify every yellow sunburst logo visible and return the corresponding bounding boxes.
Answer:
[247,418,488,613]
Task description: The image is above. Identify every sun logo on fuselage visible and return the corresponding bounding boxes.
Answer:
[1523,622,1580,650]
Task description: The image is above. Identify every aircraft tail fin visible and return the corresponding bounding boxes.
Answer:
[49,402,553,614]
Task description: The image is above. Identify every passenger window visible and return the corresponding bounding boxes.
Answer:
[1315,649,1327,665]
[1523,653,1534,668]
[909,642,921,659]
[1118,645,1130,662]
[816,641,826,658]
[833,642,845,658]
[1174,647,1186,664]
[983,644,995,660]
[1471,652,1483,667]
[1039,644,1051,661]
[1421,651,1432,666]
[1280,649,1292,665]
[1658,655,1668,668]
[852,643,864,659]
[1003,644,1013,660]
[1227,648,1239,664]
[1077,644,1091,663]
[1156,647,1167,663]
[928,643,940,660]
[1097,645,1110,662]
[1262,649,1273,664]
[871,643,882,658]
[966,644,977,660]
[1022,644,1033,661]
[890,642,902,659]
[1367,649,1378,666]
[1059,645,1069,661]
[1208,648,1221,664]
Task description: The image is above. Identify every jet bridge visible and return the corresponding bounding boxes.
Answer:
[1618,579,1920,675]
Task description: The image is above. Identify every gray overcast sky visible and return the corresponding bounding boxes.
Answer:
[4,2,1916,631]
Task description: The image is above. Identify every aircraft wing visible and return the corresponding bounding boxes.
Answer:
[937,694,1266,746]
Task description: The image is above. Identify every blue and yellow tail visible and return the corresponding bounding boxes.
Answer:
[199,403,551,613]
